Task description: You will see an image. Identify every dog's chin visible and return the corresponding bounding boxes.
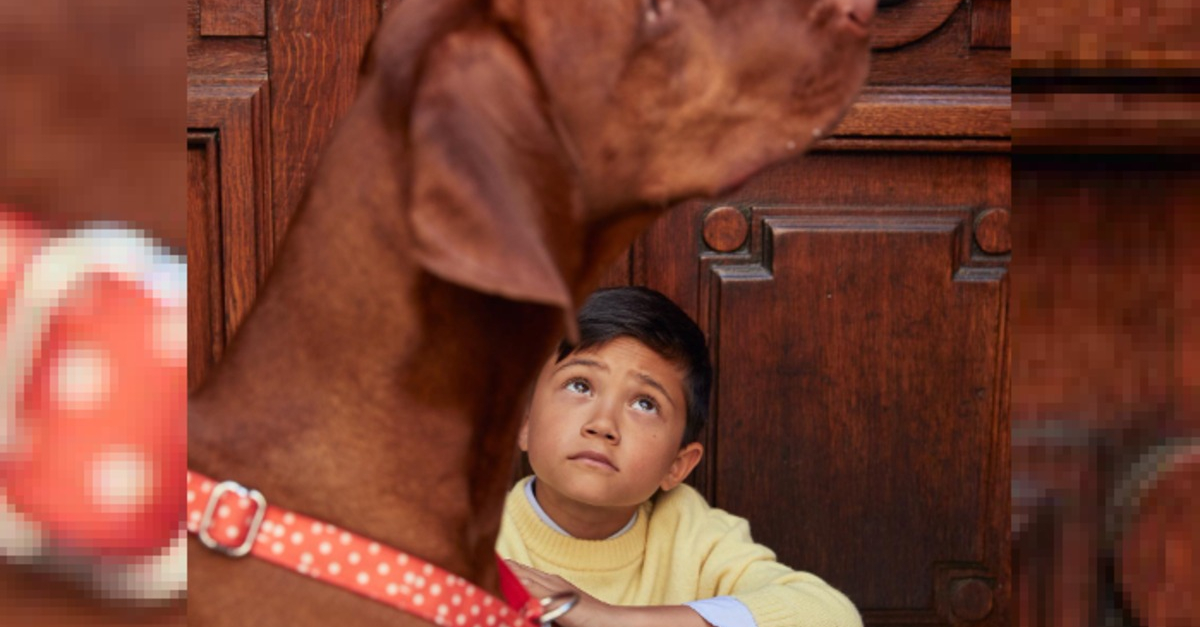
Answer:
[708,139,818,199]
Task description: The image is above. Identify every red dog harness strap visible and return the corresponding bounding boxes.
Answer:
[187,471,567,627]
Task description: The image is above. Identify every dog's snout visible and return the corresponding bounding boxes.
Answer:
[843,0,876,26]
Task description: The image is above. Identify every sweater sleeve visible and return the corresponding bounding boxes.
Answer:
[692,509,862,627]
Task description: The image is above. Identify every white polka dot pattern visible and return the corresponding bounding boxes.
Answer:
[0,208,187,602]
[188,471,541,627]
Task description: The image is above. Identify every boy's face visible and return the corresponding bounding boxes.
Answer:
[518,337,703,510]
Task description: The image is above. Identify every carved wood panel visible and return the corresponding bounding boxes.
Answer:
[707,209,1008,626]
[188,0,378,385]
[970,0,1011,49]
[186,80,271,390]
[632,149,1011,627]
[843,0,1010,149]
[199,0,266,37]
[265,0,376,242]
[187,132,224,391]
[871,0,965,49]
[863,0,1007,87]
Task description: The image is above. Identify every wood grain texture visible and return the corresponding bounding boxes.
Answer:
[816,137,1012,152]
[951,577,996,621]
[834,87,1011,138]
[188,79,272,344]
[970,0,1010,48]
[708,210,1008,626]
[867,5,1008,87]
[596,249,632,289]
[702,206,750,252]
[188,133,225,392]
[975,208,1012,254]
[201,0,266,37]
[637,151,1012,333]
[871,0,964,50]
[189,37,268,76]
[267,0,377,246]
[633,149,1011,627]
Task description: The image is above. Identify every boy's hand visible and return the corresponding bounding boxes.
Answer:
[504,559,613,627]
[503,560,713,627]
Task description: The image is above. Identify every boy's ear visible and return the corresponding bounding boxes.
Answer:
[660,442,703,492]
[517,417,530,453]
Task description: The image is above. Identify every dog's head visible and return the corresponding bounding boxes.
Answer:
[368,0,873,326]
[494,0,874,211]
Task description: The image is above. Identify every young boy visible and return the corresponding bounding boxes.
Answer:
[497,287,861,627]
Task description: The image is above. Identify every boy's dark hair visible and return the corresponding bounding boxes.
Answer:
[556,286,712,445]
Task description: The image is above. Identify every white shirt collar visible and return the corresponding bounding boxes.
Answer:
[525,478,638,540]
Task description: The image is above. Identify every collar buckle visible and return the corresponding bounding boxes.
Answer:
[198,480,267,558]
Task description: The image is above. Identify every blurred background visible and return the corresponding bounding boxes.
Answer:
[0,0,186,625]
[1011,0,1198,625]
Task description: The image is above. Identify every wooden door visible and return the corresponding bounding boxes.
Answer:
[188,2,1012,626]
[187,0,377,389]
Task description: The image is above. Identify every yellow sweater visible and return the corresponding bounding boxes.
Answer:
[496,477,862,627]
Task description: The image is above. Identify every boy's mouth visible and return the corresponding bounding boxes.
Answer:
[569,451,618,471]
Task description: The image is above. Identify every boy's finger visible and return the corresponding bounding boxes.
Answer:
[507,560,547,579]
[511,565,557,589]
[504,559,530,575]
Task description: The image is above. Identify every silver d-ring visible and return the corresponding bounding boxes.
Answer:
[538,591,579,625]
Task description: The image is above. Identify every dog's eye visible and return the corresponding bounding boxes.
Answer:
[638,0,680,44]
[643,0,676,27]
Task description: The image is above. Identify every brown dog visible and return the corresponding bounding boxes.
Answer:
[188,0,873,625]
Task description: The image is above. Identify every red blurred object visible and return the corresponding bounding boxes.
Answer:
[0,208,186,558]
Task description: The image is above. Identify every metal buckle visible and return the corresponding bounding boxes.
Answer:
[537,591,579,625]
[198,480,267,558]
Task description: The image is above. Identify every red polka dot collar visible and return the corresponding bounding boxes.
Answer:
[187,471,572,627]
[1,208,186,601]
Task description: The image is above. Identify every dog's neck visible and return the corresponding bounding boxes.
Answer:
[187,111,562,591]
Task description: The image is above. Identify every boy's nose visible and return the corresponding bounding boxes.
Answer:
[583,423,619,443]
[581,406,620,443]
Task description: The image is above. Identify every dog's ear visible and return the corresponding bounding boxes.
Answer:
[406,27,583,332]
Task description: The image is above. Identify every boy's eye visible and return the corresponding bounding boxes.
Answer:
[565,378,591,395]
[632,397,659,414]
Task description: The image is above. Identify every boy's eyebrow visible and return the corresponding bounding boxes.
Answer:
[554,357,608,373]
[635,373,677,409]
